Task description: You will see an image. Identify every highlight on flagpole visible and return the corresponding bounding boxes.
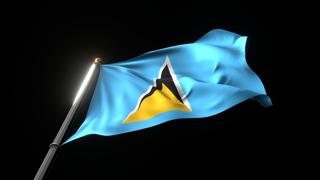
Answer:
[73,57,101,105]
[34,58,102,180]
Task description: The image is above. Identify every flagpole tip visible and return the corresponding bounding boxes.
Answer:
[94,58,102,64]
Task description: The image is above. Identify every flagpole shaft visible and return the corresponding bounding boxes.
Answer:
[33,145,58,180]
[34,97,82,180]
[34,58,101,180]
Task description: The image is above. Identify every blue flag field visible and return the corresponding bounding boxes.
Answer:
[65,29,271,143]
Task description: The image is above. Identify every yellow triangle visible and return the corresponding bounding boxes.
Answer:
[123,83,191,124]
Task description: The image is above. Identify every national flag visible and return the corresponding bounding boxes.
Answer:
[65,29,271,143]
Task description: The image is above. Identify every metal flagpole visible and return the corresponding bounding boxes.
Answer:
[34,58,102,180]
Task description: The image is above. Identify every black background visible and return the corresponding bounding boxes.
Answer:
[12,1,288,179]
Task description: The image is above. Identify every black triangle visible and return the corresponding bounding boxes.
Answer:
[138,64,183,108]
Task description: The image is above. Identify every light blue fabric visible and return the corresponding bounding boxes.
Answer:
[65,29,271,143]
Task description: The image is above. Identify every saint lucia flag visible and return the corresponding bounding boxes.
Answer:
[65,29,271,143]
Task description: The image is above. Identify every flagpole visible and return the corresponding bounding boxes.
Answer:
[34,58,102,180]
